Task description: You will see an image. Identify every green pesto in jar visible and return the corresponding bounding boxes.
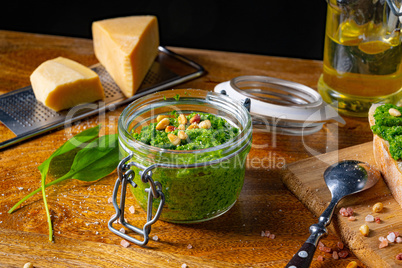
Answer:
[131,112,239,150]
[127,111,250,223]
[371,103,402,160]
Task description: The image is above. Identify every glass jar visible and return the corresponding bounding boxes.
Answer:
[117,89,252,224]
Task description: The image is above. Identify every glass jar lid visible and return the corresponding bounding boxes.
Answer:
[214,75,345,135]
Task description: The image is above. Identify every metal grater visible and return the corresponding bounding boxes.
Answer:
[0,46,205,150]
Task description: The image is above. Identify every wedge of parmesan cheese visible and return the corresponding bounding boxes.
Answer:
[92,15,159,97]
[30,57,104,111]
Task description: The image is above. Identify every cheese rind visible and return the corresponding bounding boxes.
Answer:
[92,15,159,97]
[30,57,104,111]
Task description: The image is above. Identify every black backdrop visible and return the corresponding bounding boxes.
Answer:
[2,1,327,60]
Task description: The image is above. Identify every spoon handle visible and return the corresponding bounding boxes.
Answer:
[284,242,316,268]
[285,198,339,268]
[284,228,326,268]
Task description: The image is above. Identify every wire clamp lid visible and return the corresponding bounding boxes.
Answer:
[214,75,345,136]
[108,153,165,247]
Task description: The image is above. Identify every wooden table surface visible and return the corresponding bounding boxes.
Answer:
[0,30,375,268]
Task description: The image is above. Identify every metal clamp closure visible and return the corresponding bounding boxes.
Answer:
[108,153,165,246]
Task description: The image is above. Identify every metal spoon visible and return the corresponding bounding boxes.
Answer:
[285,160,381,268]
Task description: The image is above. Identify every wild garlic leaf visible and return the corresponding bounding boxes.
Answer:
[38,125,101,241]
[62,133,120,182]
[38,125,101,176]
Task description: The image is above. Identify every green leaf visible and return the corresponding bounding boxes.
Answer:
[39,125,100,241]
[63,134,119,181]
[38,125,101,177]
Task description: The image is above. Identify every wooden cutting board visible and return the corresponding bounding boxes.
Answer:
[281,141,402,268]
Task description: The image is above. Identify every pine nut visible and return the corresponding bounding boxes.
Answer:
[156,118,170,130]
[178,114,187,125]
[359,224,369,237]
[156,115,169,122]
[389,108,401,117]
[178,130,188,140]
[187,123,199,130]
[168,133,181,146]
[372,202,383,213]
[165,126,176,132]
[346,261,358,268]
[23,263,34,268]
[190,114,201,124]
[199,120,211,129]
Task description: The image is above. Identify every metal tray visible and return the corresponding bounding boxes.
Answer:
[0,46,205,150]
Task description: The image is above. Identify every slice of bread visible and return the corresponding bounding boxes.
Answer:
[369,104,402,207]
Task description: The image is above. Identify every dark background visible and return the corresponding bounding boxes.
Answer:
[2,1,328,60]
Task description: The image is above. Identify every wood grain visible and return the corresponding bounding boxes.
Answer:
[282,142,402,268]
[0,30,375,267]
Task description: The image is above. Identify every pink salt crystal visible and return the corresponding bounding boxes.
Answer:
[119,228,125,234]
[181,264,188,268]
[108,197,113,203]
[379,236,386,242]
[346,207,354,216]
[269,234,275,239]
[338,250,349,258]
[396,253,402,260]
[261,231,266,237]
[187,244,193,249]
[337,241,344,250]
[129,206,135,214]
[388,232,396,243]
[340,207,354,217]
[365,215,375,222]
[339,207,348,217]
[396,237,402,243]
[265,230,271,237]
[317,255,324,261]
[332,251,339,260]
[379,239,389,249]
[152,235,158,241]
[394,231,400,237]
[120,240,130,248]
[347,216,356,221]
[318,241,325,248]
